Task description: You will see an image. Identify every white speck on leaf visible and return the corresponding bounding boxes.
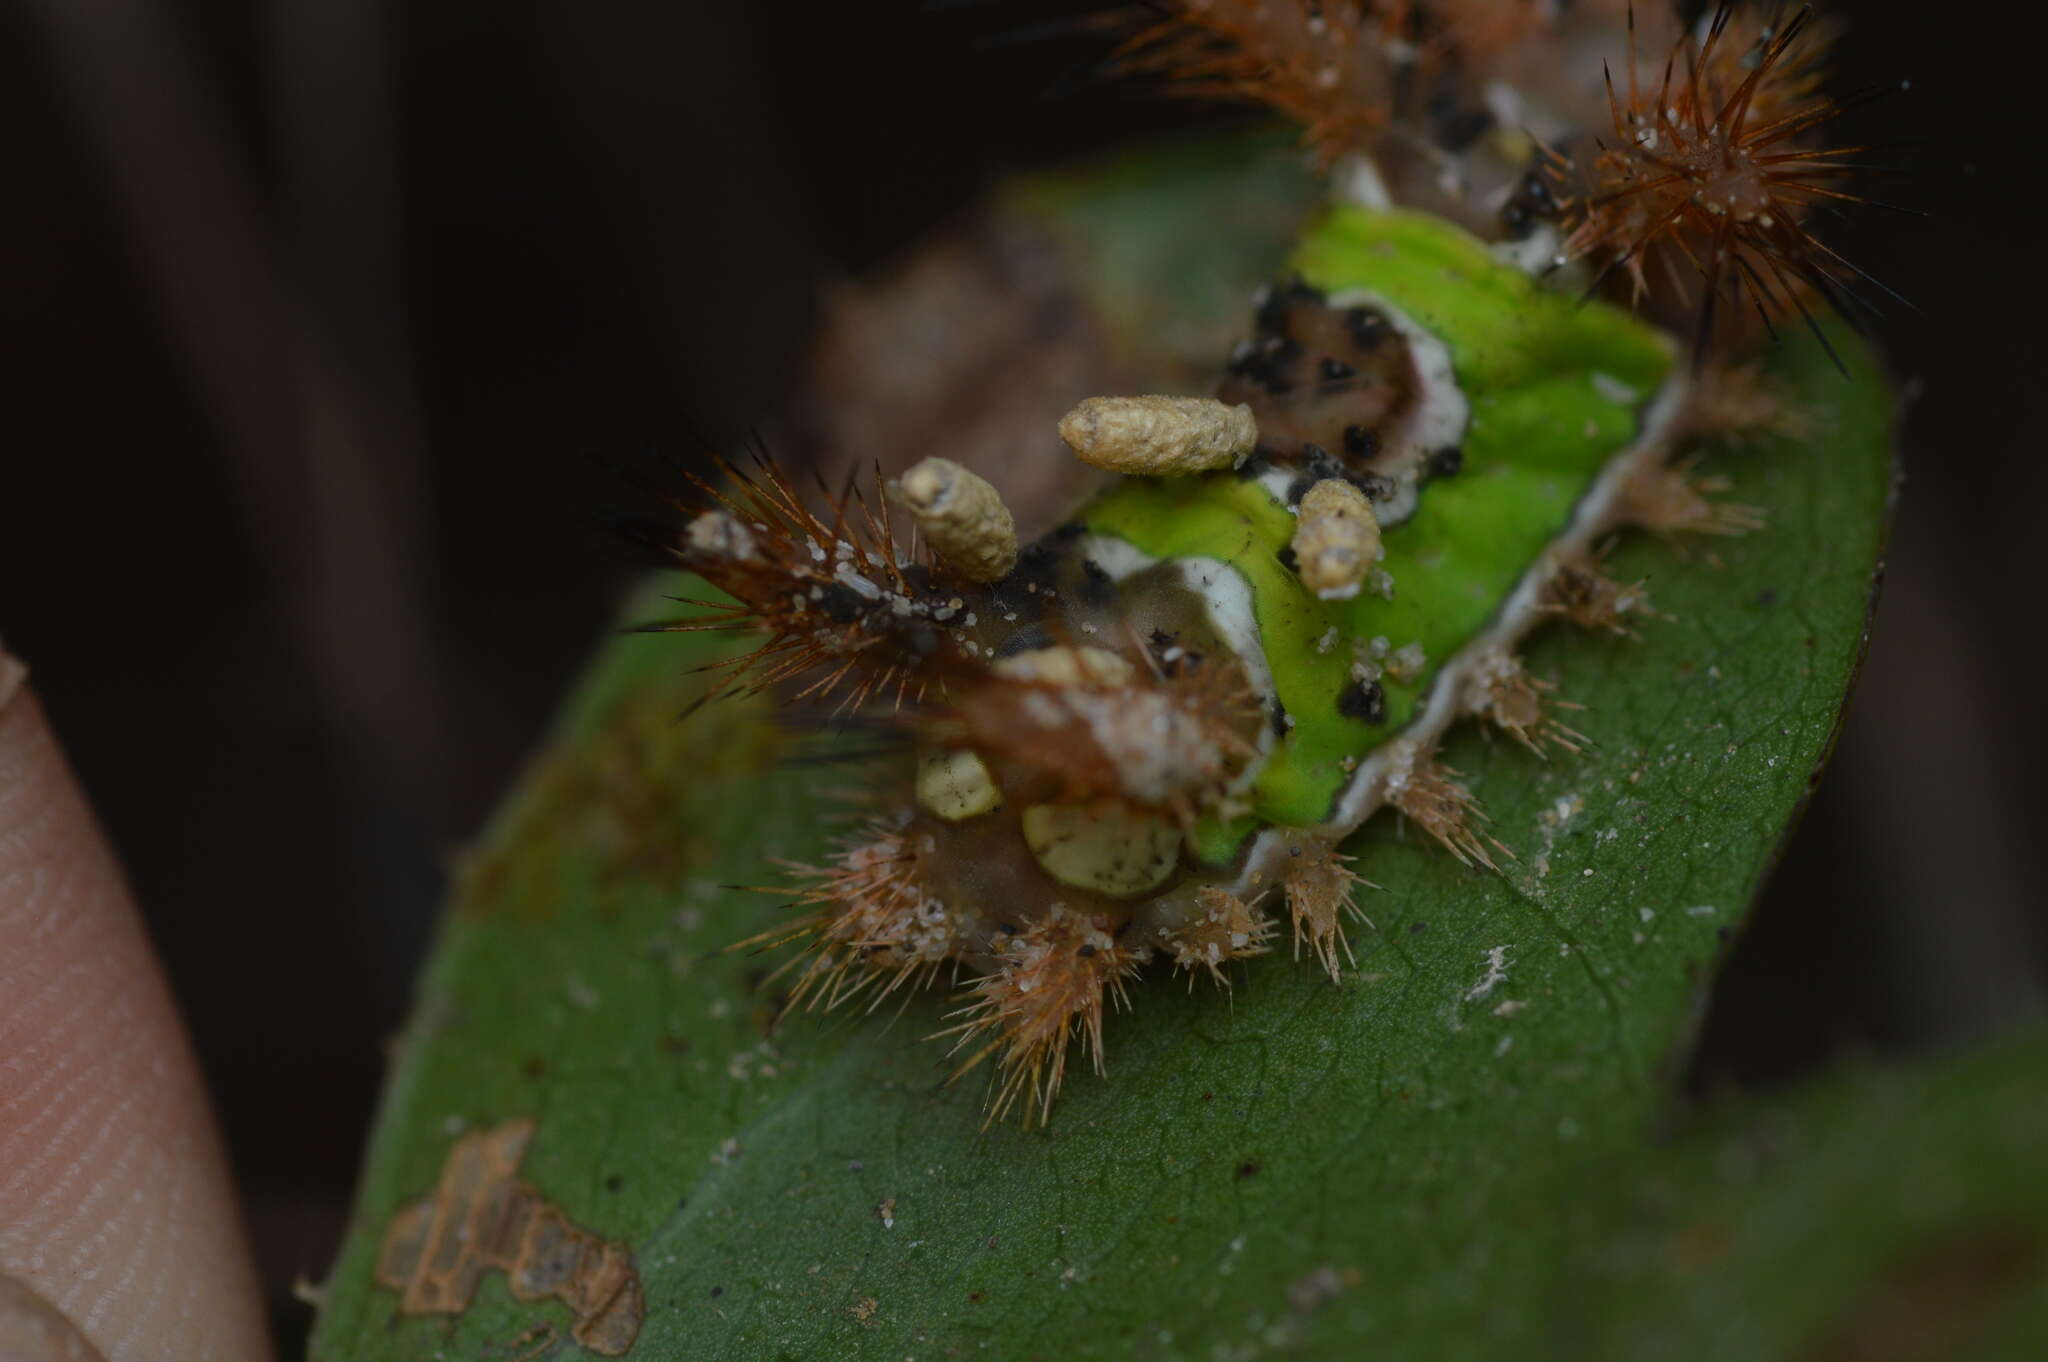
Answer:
[1465,946,1511,1002]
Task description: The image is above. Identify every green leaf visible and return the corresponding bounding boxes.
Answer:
[305,138,2044,1362]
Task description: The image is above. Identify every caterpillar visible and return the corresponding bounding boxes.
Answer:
[653,1,1885,1126]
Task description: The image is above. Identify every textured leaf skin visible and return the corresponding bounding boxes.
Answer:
[298,140,2038,1362]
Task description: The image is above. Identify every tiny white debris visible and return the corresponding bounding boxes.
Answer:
[685,509,758,561]
[1464,945,1511,1002]
[1494,1034,1515,1058]
[1219,1235,1248,1276]
[1332,153,1393,209]
[1638,907,1656,923]
[1386,642,1428,685]
[1592,372,1640,405]
[1686,904,1718,917]
[1492,999,1526,1018]
[1316,627,1340,655]
[834,562,883,600]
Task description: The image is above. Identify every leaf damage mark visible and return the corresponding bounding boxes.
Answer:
[1796,1220,2046,1362]
[373,1118,645,1355]
[459,681,787,919]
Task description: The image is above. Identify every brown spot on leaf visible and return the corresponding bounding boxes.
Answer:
[1798,1221,2045,1362]
[1667,1220,1733,1272]
[374,1119,644,1355]
[457,683,786,920]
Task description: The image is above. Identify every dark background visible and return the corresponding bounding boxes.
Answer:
[4,0,2041,1347]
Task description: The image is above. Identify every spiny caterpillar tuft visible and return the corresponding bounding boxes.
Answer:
[649,1,1892,1127]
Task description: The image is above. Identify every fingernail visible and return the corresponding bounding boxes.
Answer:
[0,1275,105,1362]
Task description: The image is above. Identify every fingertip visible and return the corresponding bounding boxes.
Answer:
[0,1271,104,1360]
[0,649,271,1362]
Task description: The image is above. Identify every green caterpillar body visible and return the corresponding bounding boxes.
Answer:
[1082,206,1678,868]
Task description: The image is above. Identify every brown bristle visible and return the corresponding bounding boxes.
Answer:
[770,822,963,1014]
[1543,549,1660,637]
[1428,0,1567,67]
[942,907,1148,1128]
[1280,839,1374,982]
[1553,4,1891,360]
[1461,649,1588,756]
[1164,887,1277,989]
[1687,359,1816,443]
[1115,1,1411,168]
[644,458,966,713]
[1620,459,1768,544]
[1693,4,1836,130]
[1391,757,1504,869]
